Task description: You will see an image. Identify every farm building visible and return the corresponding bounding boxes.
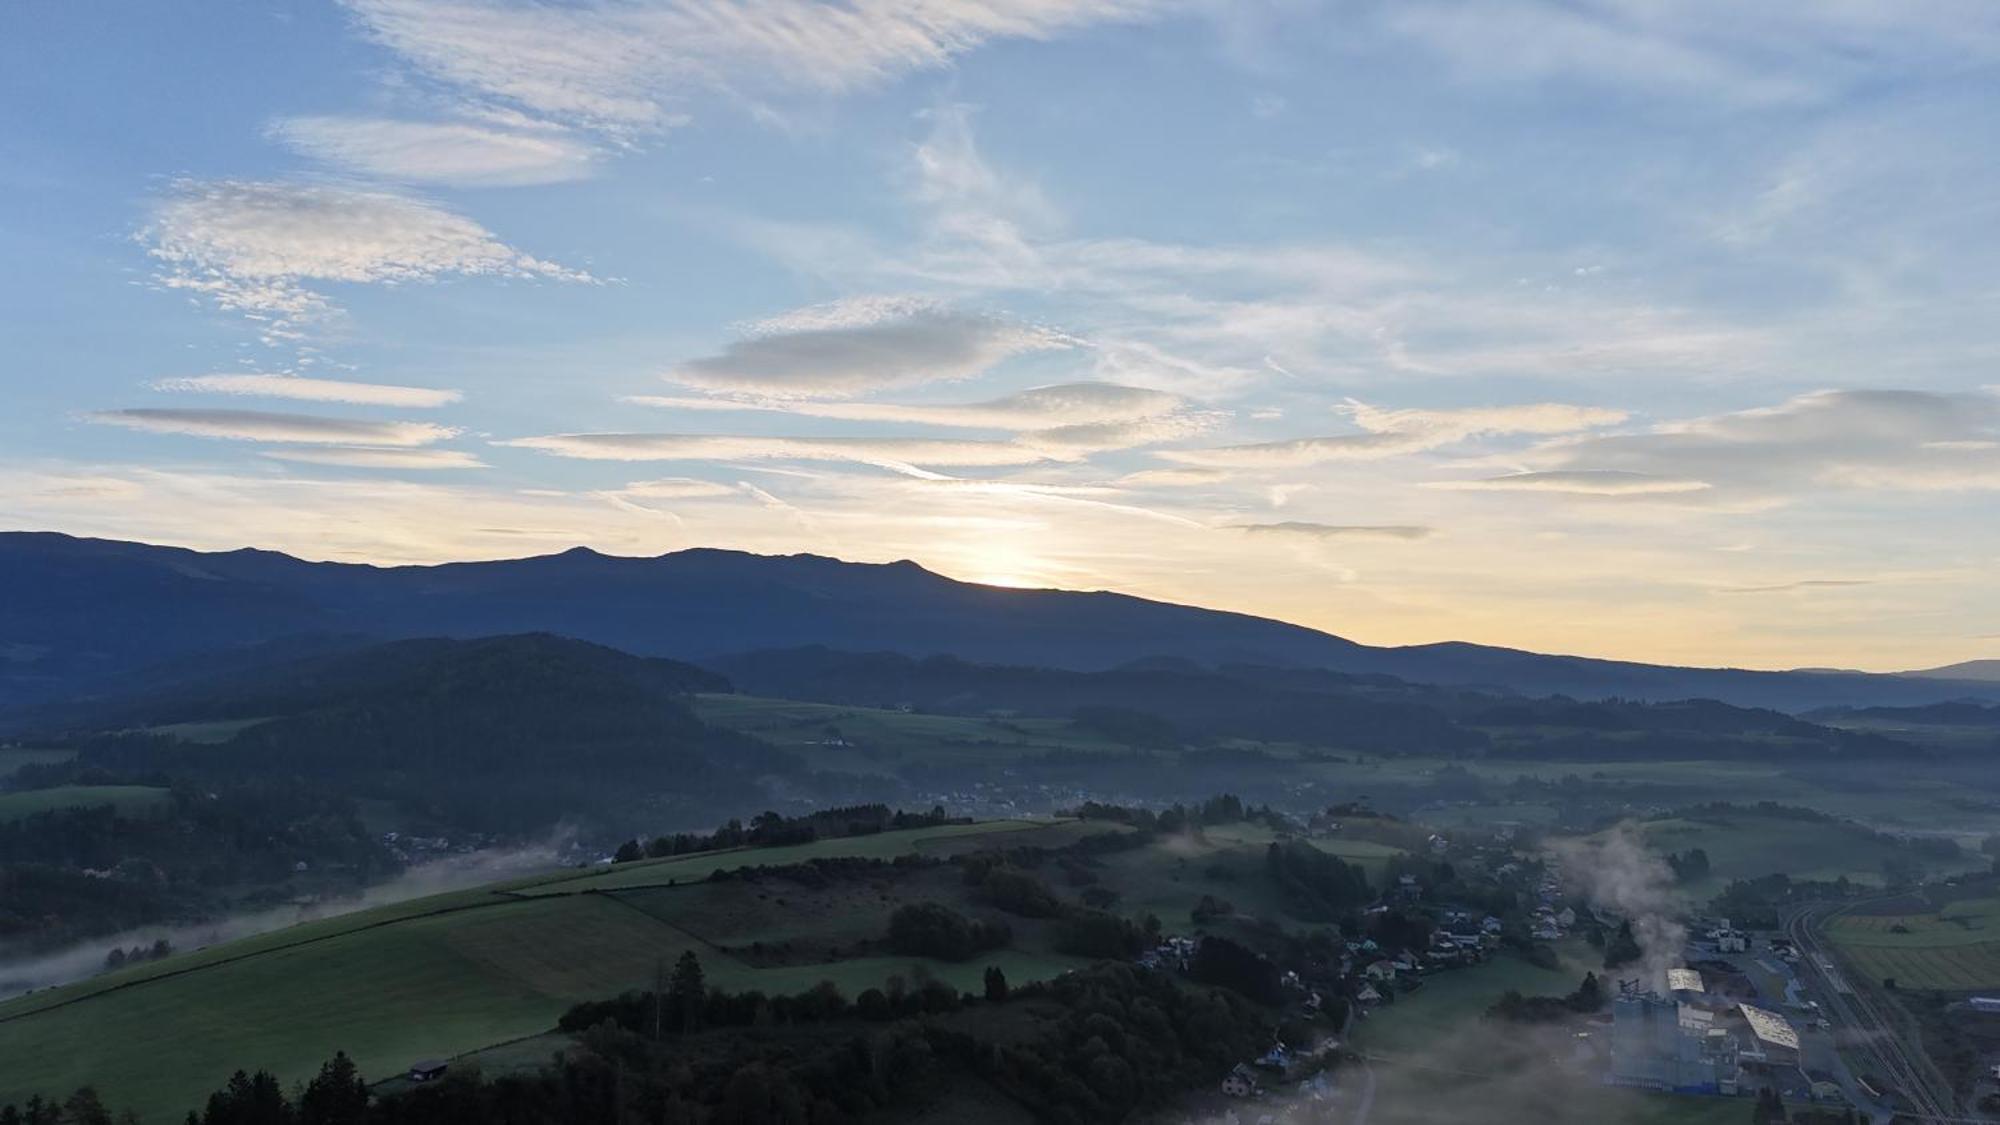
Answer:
[1667,968,1704,998]
[1969,996,2000,1014]
[407,1059,448,1082]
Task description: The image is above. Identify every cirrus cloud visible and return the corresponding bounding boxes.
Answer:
[500,432,1055,471]
[1424,470,1713,495]
[1511,389,2000,497]
[143,179,591,339]
[665,298,1071,397]
[269,115,600,186]
[1160,400,1627,468]
[155,373,462,408]
[89,408,458,447]
[1233,522,1434,541]
[262,446,488,469]
[341,0,1175,139]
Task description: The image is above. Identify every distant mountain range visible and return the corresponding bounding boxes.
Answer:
[1905,659,2000,683]
[1,531,1993,713]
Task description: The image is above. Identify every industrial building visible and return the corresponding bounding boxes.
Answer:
[1609,985,1739,1094]
[1735,1003,1801,1069]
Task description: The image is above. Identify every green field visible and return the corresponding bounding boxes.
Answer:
[0,785,171,823]
[141,718,272,744]
[1356,940,1597,1055]
[0,748,73,779]
[1604,808,1987,896]
[1829,896,2000,989]
[0,818,1107,1119]
[689,694,1129,774]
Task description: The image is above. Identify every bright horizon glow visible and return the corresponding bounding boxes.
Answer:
[4,3,1999,673]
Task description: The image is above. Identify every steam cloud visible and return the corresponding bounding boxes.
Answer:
[1551,821,1688,988]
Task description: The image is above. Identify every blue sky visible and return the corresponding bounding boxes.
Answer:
[3,1,1999,670]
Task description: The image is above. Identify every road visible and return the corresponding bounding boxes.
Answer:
[1785,902,1965,1123]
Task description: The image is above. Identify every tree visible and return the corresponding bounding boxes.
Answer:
[62,1089,113,1125]
[1603,920,1643,969]
[671,951,707,1033]
[983,965,1010,1003]
[298,1053,368,1125]
[613,839,644,863]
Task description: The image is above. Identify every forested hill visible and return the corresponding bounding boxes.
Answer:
[22,634,784,834]
[4,531,1996,713]
[711,647,1913,762]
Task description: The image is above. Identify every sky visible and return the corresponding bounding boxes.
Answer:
[3,1,1999,673]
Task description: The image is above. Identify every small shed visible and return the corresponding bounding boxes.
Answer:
[408,1059,449,1082]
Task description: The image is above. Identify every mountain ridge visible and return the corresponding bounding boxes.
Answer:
[1,530,1991,712]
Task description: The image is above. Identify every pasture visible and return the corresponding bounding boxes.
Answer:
[0,784,171,824]
[0,818,1109,1119]
[0,748,72,779]
[689,694,1128,773]
[1829,895,2000,989]
[1611,808,1987,896]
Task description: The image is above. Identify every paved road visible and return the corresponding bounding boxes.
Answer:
[1785,902,1964,1123]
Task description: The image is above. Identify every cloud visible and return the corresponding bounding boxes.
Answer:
[1234,522,1434,541]
[142,179,590,338]
[89,409,457,447]
[1514,389,2000,496]
[340,0,1173,139]
[268,116,599,186]
[1425,470,1713,495]
[614,477,738,500]
[665,298,1070,397]
[1160,400,1627,468]
[1359,2,2000,105]
[633,381,1180,429]
[501,432,1054,470]
[1115,467,1227,488]
[155,373,461,408]
[1714,578,1873,595]
[261,447,487,469]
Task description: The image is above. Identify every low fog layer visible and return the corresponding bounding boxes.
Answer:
[0,841,570,999]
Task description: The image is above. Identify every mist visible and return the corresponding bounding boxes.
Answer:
[0,839,572,999]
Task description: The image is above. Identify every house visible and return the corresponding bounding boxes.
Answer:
[1556,907,1577,927]
[1222,1064,1259,1097]
[1363,959,1398,981]
[408,1059,449,1082]
[1356,983,1383,1005]
[1255,1043,1292,1072]
[1481,915,1504,934]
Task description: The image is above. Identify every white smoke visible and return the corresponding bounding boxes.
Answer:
[0,840,570,999]
[1550,821,1688,988]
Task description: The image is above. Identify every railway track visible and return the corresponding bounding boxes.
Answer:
[1786,902,1962,1123]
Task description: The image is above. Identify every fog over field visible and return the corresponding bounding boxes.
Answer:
[0,841,570,999]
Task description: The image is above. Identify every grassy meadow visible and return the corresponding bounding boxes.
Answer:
[0,784,171,824]
[1829,895,2000,989]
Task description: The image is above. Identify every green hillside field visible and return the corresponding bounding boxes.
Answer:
[0,818,1120,1120]
[0,784,171,824]
[1828,895,2000,989]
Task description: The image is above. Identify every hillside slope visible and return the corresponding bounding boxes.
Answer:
[3,532,1994,712]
